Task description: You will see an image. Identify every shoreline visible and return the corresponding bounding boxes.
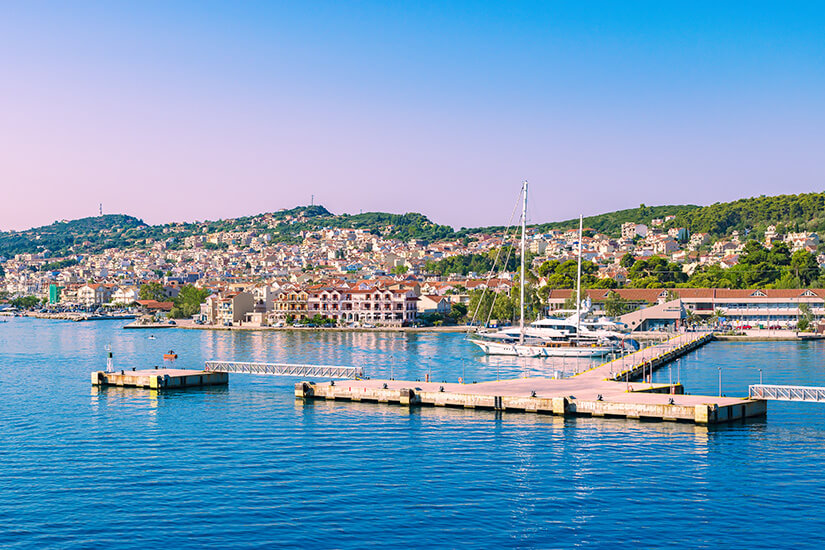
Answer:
[22,312,136,322]
[177,323,472,333]
[12,313,825,339]
[121,318,472,333]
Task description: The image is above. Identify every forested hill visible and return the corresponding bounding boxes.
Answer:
[531,204,700,236]
[3,192,825,257]
[671,193,825,238]
[0,215,147,257]
[0,208,455,257]
[525,192,825,239]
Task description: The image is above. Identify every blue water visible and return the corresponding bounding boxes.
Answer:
[2,318,825,549]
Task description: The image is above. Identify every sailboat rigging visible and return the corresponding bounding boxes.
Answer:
[469,181,625,358]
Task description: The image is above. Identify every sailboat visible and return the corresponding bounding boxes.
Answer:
[470,183,621,358]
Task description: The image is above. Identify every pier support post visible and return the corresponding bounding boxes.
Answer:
[91,371,103,386]
[552,397,568,416]
[399,388,417,406]
[694,404,716,424]
[294,382,314,398]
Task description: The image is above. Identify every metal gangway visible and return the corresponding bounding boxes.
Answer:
[749,384,825,403]
[204,361,363,379]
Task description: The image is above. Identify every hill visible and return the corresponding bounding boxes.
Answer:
[672,193,825,238]
[0,215,147,257]
[532,204,700,236]
[4,192,825,258]
[464,192,825,239]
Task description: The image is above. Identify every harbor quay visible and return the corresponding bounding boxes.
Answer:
[296,333,767,425]
[88,332,767,423]
[92,367,228,390]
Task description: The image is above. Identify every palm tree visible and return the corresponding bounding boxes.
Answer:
[710,308,725,328]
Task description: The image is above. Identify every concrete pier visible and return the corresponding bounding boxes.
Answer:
[296,332,768,425]
[92,368,228,390]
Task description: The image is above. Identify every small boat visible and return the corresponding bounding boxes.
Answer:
[163,350,178,360]
[148,335,156,340]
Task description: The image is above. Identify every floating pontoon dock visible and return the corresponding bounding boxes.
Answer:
[91,361,360,390]
[296,332,768,425]
[92,368,228,390]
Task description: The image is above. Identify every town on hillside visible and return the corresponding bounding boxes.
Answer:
[2,210,824,332]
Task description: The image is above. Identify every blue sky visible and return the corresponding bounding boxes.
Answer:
[1,1,823,230]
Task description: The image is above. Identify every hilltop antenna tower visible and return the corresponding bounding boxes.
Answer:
[311,194,314,206]
[99,203,103,216]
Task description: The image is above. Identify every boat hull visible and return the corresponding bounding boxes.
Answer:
[470,338,615,358]
[469,339,545,357]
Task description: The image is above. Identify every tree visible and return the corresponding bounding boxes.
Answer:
[790,250,821,286]
[797,303,814,331]
[537,259,560,277]
[627,256,687,287]
[603,290,629,317]
[10,295,40,309]
[540,259,598,289]
[170,285,211,318]
[620,253,636,269]
[590,277,618,289]
[390,265,409,275]
[448,302,468,323]
[139,282,167,302]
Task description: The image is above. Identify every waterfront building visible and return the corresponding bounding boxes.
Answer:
[544,288,825,330]
[273,288,309,321]
[417,294,452,315]
[76,283,115,307]
[48,284,62,305]
[110,286,140,305]
[217,291,254,326]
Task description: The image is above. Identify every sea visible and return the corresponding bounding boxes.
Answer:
[1,317,824,549]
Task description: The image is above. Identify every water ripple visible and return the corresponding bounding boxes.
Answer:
[1,319,825,548]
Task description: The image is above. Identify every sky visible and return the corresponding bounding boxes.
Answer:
[1,1,823,231]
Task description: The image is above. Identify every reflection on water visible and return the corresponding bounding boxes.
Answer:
[1,317,825,549]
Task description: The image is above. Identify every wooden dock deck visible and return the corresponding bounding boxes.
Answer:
[92,368,228,390]
[296,332,767,425]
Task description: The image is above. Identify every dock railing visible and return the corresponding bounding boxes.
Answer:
[748,384,825,403]
[204,361,363,379]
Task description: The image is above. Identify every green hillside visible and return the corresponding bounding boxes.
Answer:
[464,192,825,239]
[4,192,825,258]
[0,215,147,257]
[533,204,700,236]
[672,192,825,237]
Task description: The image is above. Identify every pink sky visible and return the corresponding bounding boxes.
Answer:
[1,3,823,231]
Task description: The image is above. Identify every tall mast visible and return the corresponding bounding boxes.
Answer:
[519,181,528,344]
[576,214,583,340]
